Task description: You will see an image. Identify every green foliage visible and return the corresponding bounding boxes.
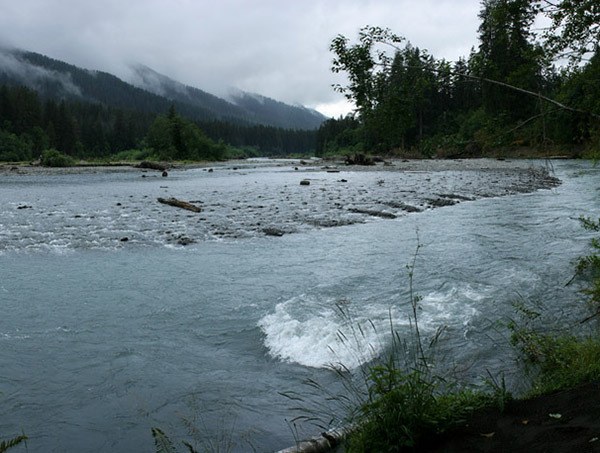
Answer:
[329,27,463,153]
[222,145,261,159]
[346,364,492,452]
[511,323,600,396]
[474,0,543,121]
[110,148,154,161]
[576,217,600,312]
[316,115,365,155]
[326,3,600,156]
[508,215,600,397]
[0,82,316,161]
[152,428,180,453]
[0,130,31,162]
[187,120,317,156]
[538,0,600,65]
[535,335,600,394]
[330,26,405,118]
[145,107,227,161]
[40,148,76,167]
[0,435,27,453]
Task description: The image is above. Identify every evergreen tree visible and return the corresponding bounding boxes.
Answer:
[54,102,78,155]
[146,107,226,161]
[474,0,544,121]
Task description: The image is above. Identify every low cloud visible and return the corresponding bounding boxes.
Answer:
[0,0,480,114]
[0,48,82,97]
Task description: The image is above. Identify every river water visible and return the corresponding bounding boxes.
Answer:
[0,159,598,452]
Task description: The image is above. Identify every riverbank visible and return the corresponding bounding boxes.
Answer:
[278,380,600,452]
[0,156,566,172]
[277,376,600,452]
[425,381,600,452]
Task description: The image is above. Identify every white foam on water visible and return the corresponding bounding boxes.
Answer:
[416,284,486,331]
[496,266,541,287]
[259,284,488,369]
[258,296,387,369]
[1,332,31,340]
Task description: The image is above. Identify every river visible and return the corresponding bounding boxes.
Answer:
[0,159,598,452]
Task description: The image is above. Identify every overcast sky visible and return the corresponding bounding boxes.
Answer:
[0,0,482,117]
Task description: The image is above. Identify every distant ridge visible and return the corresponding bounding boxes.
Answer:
[128,64,326,129]
[0,48,326,130]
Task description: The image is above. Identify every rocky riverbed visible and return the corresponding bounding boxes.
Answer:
[0,158,561,250]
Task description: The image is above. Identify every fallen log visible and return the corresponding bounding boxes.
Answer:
[276,425,355,453]
[157,197,202,212]
[137,161,168,171]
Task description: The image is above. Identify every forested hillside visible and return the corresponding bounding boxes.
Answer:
[0,49,322,162]
[317,0,600,158]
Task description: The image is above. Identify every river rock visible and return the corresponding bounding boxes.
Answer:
[177,236,195,246]
[263,227,285,237]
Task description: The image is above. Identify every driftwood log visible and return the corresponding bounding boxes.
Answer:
[137,161,168,171]
[157,197,202,212]
[276,425,355,453]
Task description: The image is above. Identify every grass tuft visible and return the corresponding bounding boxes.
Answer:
[0,435,27,453]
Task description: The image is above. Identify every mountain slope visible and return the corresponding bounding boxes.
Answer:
[227,89,326,130]
[128,64,327,129]
[0,48,216,121]
[127,64,251,123]
[0,48,326,129]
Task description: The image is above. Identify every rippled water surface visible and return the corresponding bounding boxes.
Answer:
[1,159,598,452]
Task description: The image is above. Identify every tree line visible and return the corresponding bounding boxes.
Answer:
[0,83,317,163]
[317,0,600,158]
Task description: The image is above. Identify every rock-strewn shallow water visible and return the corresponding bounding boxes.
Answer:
[0,158,560,251]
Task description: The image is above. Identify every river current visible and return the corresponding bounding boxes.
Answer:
[1,159,598,452]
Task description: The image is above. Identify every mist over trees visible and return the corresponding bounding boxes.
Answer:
[0,51,320,162]
[0,82,319,162]
[318,0,600,158]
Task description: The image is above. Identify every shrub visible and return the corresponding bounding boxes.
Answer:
[346,363,492,452]
[40,149,75,167]
[576,216,600,313]
[110,148,153,161]
[0,130,31,162]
